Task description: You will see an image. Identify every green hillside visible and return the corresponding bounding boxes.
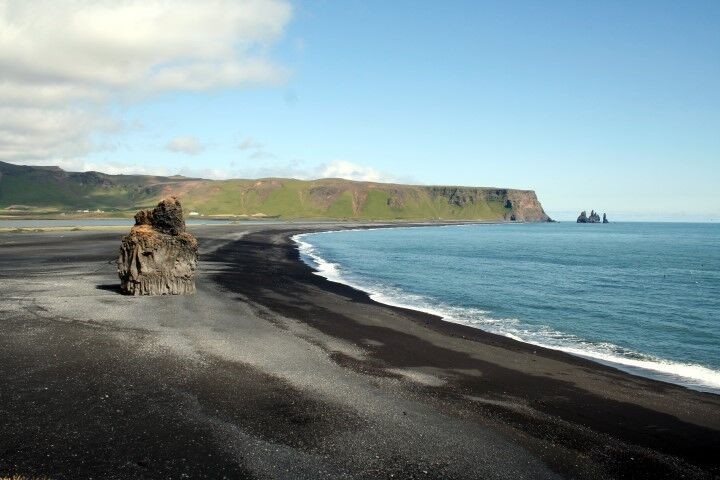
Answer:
[0,161,551,222]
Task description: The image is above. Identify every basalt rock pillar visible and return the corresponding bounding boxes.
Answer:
[118,197,198,295]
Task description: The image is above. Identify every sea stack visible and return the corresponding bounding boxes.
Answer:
[577,210,602,223]
[118,197,198,295]
[603,213,609,223]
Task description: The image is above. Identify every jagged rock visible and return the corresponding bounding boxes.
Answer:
[577,210,604,223]
[134,209,152,226]
[603,213,609,223]
[118,197,198,295]
[150,197,188,235]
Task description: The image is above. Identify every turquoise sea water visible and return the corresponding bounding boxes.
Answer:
[295,223,720,393]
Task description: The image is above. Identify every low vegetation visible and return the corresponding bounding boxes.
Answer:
[0,161,549,221]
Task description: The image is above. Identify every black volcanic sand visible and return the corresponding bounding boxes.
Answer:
[0,224,719,479]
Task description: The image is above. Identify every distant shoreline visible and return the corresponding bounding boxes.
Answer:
[0,218,506,234]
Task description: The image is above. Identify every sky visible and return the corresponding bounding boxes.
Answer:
[1,0,719,221]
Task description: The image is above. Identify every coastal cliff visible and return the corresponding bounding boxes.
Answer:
[0,161,551,222]
[505,189,552,222]
[425,186,550,222]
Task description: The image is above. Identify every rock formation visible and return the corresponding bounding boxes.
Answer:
[117,197,198,295]
[603,213,609,223]
[577,210,603,223]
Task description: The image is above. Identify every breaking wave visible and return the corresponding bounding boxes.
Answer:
[293,231,720,394]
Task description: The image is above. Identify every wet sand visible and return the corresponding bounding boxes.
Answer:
[0,224,718,479]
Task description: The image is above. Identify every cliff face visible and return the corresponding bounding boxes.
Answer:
[505,189,551,222]
[424,187,550,222]
[0,161,552,222]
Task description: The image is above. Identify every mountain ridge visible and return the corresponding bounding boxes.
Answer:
[0,161,551,222]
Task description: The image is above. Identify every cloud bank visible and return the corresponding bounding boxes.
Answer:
[318,160,388,182]
[233,159,401,183]
[0,0,292,163]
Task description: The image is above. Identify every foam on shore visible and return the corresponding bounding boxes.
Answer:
[293,232,720,394]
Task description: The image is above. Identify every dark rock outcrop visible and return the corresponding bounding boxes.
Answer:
[577,210,603,223]
[118,197,198,295]
[603,213,609,223]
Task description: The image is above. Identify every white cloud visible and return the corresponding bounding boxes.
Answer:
[176,159,398,183]
[318,160,392,182]
[0,0,291,99]
[165,136,206,155]
[220,158,397,182]
[234,160,400,183]
[0,106,118,162]
[0,0,292,163]
[74,160,169,176]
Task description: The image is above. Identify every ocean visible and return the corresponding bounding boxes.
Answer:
[294,222,720,394]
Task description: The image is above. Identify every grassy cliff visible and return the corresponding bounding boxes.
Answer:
[0,161,550,222]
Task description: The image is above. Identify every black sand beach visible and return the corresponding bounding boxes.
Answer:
[1,224,719,479]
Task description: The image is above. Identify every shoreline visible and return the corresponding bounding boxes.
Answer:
[0,218,499,234]
[292,227,720,395]
[208,225,720,477]
[1,224,719,478]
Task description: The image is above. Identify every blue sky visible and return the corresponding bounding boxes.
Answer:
[2,1,719,220]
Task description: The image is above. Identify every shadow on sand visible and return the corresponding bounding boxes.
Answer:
[96,284,125,295]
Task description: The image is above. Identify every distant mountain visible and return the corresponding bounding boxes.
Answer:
[0,161,551,221]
